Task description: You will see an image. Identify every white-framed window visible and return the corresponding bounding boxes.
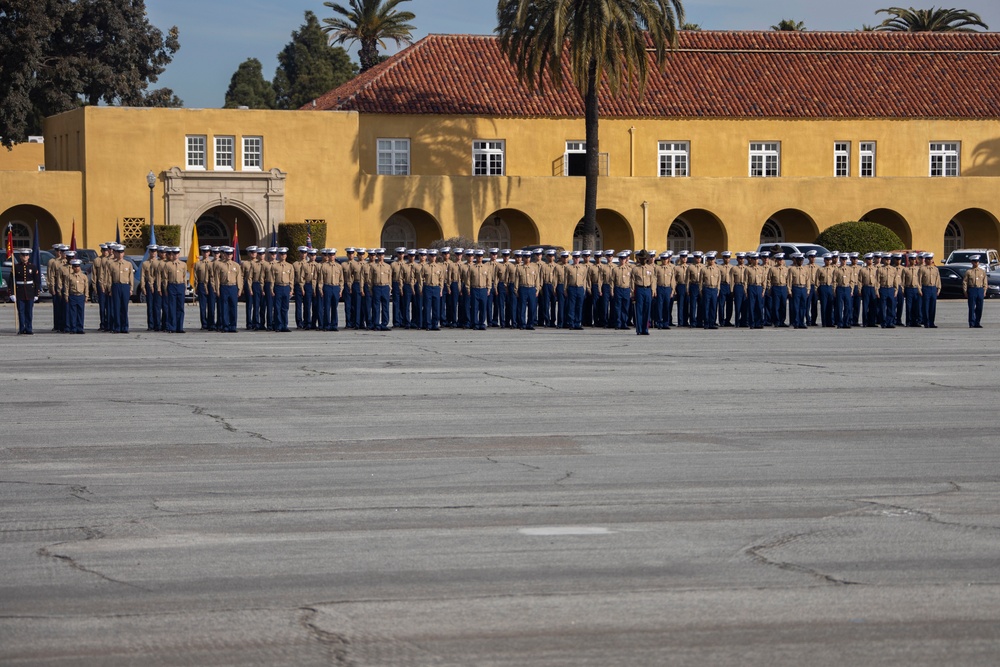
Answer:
[834,142,850,177]
[565,141,586,176]
[377,138,410,175]
[215,136,234,170]
[243,136,262,171]
[860,142,876,178]
[930,142,960,177]
[658,141,689,177]
[473,140,505,176]
[186,135,206,170]
[749,142,780,177]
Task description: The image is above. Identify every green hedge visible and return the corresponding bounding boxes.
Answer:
[815,221,905,254]
[140,224,181,248]
[278,222,327,253]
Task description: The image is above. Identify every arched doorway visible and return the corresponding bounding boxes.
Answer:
[480,209,539,249]
[860,208,912,248]
[948,208,1000,253]
[594,209,633,252]
[672,209,727,252]
[0,205,62,250]
[194,205,261,255]
[382,208,442,248]
[763,209,818,246]
[944,219,964,258]
[381,214,416,249]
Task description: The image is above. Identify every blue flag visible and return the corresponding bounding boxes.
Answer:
[115,220,121,245]
[270,221,277,248]
[31,221,41,271]
[142,222,157,262]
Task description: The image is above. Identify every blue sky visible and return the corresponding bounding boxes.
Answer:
[146,0,1000,109]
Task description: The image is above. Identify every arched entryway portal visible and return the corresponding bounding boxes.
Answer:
[195,206,260,256]
[479,209,539,249]
[0,205,62,250]
[382,208,442,249]
[763,209,818,247]
[671,209,727,252]
[948,208,1000,255]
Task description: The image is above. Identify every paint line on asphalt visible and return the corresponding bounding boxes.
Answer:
[518,527,613,536]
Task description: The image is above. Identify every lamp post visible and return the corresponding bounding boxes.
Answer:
[146,170,156,227]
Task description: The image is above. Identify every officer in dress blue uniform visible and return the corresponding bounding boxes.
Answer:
[12,248,40,334]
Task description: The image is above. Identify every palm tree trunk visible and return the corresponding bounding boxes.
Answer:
[359,39,379,72]
[582,58,599,249]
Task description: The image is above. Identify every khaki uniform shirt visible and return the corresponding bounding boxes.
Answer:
[513,262,542,291]
[109,258,135,287]
[465,263,494,289]
[316,260,345,290]
[699,263,722,290]
[918,265,942,290]
[963,266,988,293]
[270,261,295,292]
[788,265,812,288]
[632,263,657,295]
[64,271,89,298]
[422,261,446,287]
[369,261,393,288]
[766,264,789,290]
[876,265,901,289]
[610,263,633,292]
[163,260,186,285]
[858,265,878,288]
[213,260,243,295]
[194,259,213,290]
[745,265,767,287]
[142,258,161,293]
[656,263,676,289]
[685,263,703,287]
[729,264,747,290]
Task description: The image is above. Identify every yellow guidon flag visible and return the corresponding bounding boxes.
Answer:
[186,224,199,290]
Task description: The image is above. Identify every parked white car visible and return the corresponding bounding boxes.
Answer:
[945,248,999,272]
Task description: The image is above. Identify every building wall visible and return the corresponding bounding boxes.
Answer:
[0,106,995,257]
[0,142,46,172]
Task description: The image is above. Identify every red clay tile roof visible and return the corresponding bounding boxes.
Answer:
[305,31,1000,119]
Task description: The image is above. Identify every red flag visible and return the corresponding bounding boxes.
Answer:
[232,223,241,264]
[70,220,77,251]
[5,223,12,260]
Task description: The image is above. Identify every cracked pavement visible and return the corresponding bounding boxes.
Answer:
[1,301,999,666]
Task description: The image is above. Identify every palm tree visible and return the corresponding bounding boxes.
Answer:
[771,19,807,31]
[321,0,417,72]
[496,0,684,249]
[875,6,989,32]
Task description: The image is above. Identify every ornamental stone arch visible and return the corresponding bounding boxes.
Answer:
[164,166,285,255]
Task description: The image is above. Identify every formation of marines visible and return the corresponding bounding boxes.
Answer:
[184,244,988,334]
[11,242,988,335]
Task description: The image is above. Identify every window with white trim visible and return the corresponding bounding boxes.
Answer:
[215,136,234,170]
[377,138,410,175]
[834,142,850,177]
[243,136,262,170]
[565,141,586,176]
[929,142,959,177]
[860,142,876,178]
[749,142,780,177]
[658,142,689,177]
[186,135,206,170]
[473,140,505,176]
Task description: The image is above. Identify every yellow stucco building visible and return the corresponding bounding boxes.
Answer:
[2,31,998,258]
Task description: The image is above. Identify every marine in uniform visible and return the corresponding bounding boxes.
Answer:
[162,247,187,333]
[631,251,657,334]
[269,248,294,332]
[12,248,40,334]
[212,246,243,333]
[745,253,766,329]
[315,248,343,331]
[918,253,941,328]
[63,259,88,333]
[963,255,988,328]
[47,244,67,332]
[513,251,541,329]
[242,247,259,329]
[107,244,134,333]
[93,244,111,331]
[421,249,444,330]
[465,249,493,330]
[787,253,812,329]
[686,252,703,328]
[699,252,722,330]
[193,246,213,330]
[564,251,590,330]
[876,254,901,328]
[857,253,879,327]
[140,245,161,331]
[369,248,393,331]
[391,247,406,327]
[767,253,790,327]
[609,252,632,330]
[901,253,923,327]
[718,251,733,326]
[730,253,747,328]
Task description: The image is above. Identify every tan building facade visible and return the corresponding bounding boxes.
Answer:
[1,31,998,258]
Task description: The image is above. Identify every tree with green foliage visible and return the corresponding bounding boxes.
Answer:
[815,221,905,254]
[681,22,701,31]
[0,0,180,147]
[322,0,416,73]
[274,11,358,110]
[496,0,684,250]
[771,19,807,31]
[224,59,277,109]
[875,6,988,32]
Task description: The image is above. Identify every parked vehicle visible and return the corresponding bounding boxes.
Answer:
[756,242,830,257]
[938,264,1000,299]
[945,248,999,271]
